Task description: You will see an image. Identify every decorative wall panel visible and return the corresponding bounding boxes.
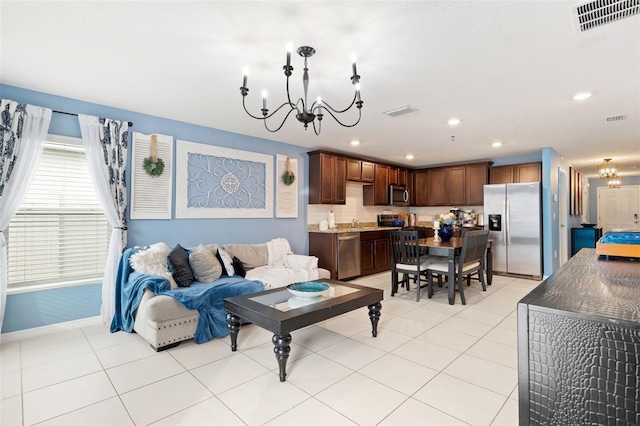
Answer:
[175,140,273,218]
[130,132,173,219]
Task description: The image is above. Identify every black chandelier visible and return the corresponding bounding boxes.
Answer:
[240,45,363,135]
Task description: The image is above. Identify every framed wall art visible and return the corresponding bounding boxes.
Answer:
[175,140,273,218]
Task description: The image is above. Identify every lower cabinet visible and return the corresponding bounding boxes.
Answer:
[360,231,391,276]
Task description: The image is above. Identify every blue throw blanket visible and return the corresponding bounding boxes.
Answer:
[111,248,264,343]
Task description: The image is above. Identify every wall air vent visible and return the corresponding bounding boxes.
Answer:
[605,114,627,122]
[383,105,417,117]
[571,0,640,32]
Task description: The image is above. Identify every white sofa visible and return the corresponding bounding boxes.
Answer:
[130,238,330,350]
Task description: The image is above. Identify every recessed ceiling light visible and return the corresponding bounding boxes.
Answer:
[350,140,360,146]
[406,154,414,160]
[573,92,592,101]
[448,118,461,126]
[492,141,502,148]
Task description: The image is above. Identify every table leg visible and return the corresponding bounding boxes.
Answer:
[272,334,292,382]
[486,245,493,285]
[226,313,241,351]
[448,256,456,305]
[368,303,382,337]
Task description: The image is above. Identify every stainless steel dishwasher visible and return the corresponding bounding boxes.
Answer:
[337,233,361,280]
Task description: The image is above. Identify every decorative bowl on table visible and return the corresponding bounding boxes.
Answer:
[287,282,329,298]
[391,219,405,227]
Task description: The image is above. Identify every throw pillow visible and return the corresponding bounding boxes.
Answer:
[129,242,177,289]
[222,243,268,270]
[167,244,195,287]
[189,245,223,282]
[217,248,235,276]
[232,256,246,278]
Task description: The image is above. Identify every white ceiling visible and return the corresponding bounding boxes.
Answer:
[2,1,639,177]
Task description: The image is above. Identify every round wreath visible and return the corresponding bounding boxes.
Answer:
[281,170,295,186]
[143,156,165,177]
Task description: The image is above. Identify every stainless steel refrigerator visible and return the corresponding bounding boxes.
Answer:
[483,182,542,279]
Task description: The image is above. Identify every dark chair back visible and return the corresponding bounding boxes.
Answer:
[459,230,490,267]
[390,230,422,266]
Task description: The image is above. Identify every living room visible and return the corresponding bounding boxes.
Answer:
[1,1,639,425]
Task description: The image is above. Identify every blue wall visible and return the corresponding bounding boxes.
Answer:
[1,84,311,333]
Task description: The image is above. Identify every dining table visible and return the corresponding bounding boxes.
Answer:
[418,237,493,305]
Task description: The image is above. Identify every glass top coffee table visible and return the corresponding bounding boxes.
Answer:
[224,279,383,382]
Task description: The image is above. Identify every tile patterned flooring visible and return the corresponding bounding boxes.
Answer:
[1,272,540,425]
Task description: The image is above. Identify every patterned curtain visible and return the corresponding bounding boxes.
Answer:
[0,99,52,329]
[79,114,129,324]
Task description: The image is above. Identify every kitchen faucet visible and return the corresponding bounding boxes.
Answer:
[351,218,360,228]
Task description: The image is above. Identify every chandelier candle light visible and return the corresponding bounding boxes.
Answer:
[240,44,363,134]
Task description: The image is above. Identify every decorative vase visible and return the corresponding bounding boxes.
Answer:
[438,224,454,242]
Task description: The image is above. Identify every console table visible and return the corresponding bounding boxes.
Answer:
[517,249,640,425]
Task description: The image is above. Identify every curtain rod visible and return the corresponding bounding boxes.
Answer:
[53,110,133,127]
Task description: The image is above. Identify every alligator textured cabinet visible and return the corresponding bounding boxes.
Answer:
[517,249,640,425]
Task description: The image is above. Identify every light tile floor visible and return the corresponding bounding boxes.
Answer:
[1,272,540,426]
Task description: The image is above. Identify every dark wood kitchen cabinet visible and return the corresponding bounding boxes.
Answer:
[490,162,541,184]
[360,230,391,276]
[388,167,399,185]
[446,166,466,206]
[346,158,362,182]
[465,162,490,205]
[361,161,375,183]
[308,151,346,204]
[363,164,389,205]
[427,168,446,206]
[413,170,429,206]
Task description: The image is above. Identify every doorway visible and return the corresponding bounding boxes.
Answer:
[596,185,640,233]
[558,168,568,266]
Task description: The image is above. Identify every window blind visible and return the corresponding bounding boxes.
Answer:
[5,141,111,289]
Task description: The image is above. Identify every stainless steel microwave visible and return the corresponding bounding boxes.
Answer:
[389,185,409,206]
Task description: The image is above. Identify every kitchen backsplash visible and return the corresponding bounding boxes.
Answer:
[307,183,482,226]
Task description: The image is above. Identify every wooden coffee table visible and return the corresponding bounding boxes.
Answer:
[224,279,383,382]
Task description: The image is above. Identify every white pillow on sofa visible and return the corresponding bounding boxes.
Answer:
[129,242,177,289]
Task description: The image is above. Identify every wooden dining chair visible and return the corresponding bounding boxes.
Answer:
[389,230,433,302]
[426,230,490,305]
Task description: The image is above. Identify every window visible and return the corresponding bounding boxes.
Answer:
[5,136,111,291]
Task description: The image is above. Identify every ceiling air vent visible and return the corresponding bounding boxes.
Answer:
[571,0,640,32]
[605,114,627,122]
[383,105,417,117]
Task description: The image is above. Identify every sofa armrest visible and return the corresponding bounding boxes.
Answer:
[285,254,318,271]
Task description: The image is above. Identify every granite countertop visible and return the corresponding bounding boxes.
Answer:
[308,221,438,233]
[308,225,401,234]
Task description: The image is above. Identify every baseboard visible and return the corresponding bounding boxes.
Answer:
[0,316,104,343]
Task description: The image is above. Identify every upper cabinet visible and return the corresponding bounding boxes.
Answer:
[308,151,346,204]
[361,161,375,183]
[490,162,542,184]
[465,162,490,205]
[363,164,389,205]
[346,158,362,182]
[413,162,491,206]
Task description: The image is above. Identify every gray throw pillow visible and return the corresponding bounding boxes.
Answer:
[189,245,223,282]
